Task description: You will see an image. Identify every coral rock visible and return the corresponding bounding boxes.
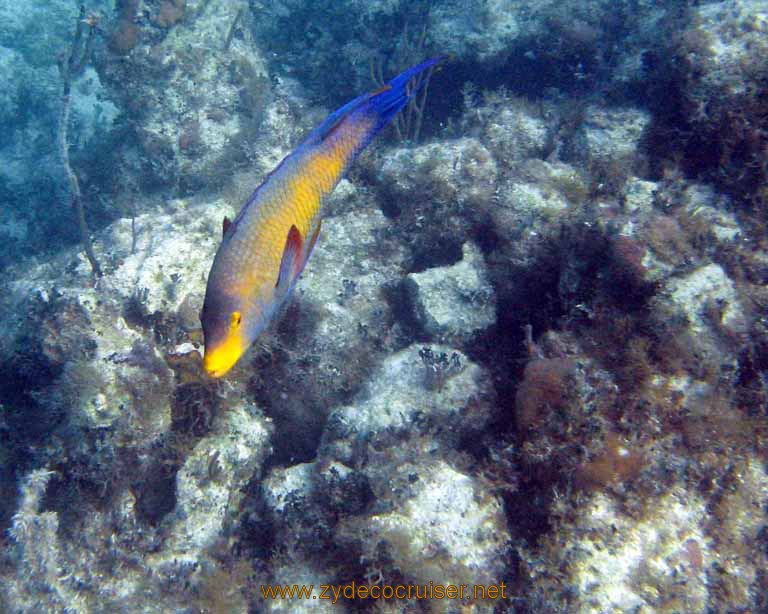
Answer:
[359,460,509,591]
[405,242,496,344]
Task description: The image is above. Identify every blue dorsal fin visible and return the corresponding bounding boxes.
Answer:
[303,56,447,155]
[316,86,393,143]
[276,225,304,290]
[306,92,371,145]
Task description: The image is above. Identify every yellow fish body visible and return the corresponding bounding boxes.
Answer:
[201,57,444,377]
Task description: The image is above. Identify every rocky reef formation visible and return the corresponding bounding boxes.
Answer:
[645,0,768,217]
[0,0,766,612]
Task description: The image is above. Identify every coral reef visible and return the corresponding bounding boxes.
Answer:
[403,242,496,344]
[343,458,509,593]
[3,470,87,612]
[149,391,271,567]
[645,0,768,217]
[0,0,118,264]
[1,0,766,612]
[97,0,273,196]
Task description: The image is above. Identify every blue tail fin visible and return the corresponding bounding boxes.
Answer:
[367,55,447,130]
[310,56,446,145]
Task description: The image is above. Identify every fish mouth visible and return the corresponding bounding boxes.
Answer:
[202,338,243,379]
[203,353,231,379]
[204,366,225,378]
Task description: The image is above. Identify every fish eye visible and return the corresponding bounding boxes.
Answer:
[230,311,242,329]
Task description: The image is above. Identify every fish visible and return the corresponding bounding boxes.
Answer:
[201,56,445,378]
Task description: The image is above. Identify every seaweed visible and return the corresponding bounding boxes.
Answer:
[418,346,463,391]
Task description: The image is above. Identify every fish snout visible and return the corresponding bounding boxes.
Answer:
[203,343,241,378]
[202,325,247,378]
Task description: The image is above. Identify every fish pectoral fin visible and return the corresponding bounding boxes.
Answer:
[222,216,232,237]
[276,224,304,290]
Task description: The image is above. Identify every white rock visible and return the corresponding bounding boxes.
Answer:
[430,0,522,60]
[688,0,768,98]
[482,101,550,163]
[580,106,651,162]
[568,491,710,613]
[268,561,345,613]
[624,177,658,215]
[326,342,493,443]
[664,263,746,338]
[99,200,228,314]
[153,399,271,565]
[684,183,741,243]
[364,460,508,589]
[407,242,495,343]
[502,180,570,216]
[379,138,498,207]
[263,462,315,514]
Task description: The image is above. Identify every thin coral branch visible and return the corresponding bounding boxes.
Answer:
[412,64,435,144]
[223,7,244,52]
[368,15,434,145]
[58,5,102,277]
[371,56,405,140]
